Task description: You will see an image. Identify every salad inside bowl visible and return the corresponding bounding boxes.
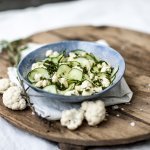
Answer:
[18,41,125,102]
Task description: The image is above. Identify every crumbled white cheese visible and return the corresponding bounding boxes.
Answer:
[45,50,53,57]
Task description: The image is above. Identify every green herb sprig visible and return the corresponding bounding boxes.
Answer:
[0,39,28,66]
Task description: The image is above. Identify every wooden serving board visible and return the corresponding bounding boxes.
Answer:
[0,26,150,149]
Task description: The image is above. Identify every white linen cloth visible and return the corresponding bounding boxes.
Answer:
[7,41,133,120]
[0,0,150,149]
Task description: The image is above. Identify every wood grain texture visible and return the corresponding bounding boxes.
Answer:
[0,26,150,147]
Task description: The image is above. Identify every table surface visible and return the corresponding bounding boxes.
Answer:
[0,0,150,150]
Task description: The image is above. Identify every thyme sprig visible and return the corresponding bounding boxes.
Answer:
[0,39,28,66]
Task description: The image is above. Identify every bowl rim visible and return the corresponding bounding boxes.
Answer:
[17,40,125,100]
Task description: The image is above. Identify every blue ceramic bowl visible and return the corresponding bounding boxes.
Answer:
[18,41,125,103]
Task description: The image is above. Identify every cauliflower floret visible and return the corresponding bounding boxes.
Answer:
[0,78,15,93]
[82,89,94,96]
[94,87,102,93]
[35,80,49,88]
[3,86,26,110]
[34,74,42,82]
[94,76,99,80]
[45,50,53,57]
[89,73,94,79]
[53,51,59,57]
[101,62,111,73]
[81,80,92,89]
[81,100,106,126]
[51,73,58,83]
[101,77,110,88]
[31,62,45,70]
[81,51,86,57]
[61,109,84,130]
[69,52,76,58]
[45,50,59,57]
[64,90,75,96]
[59,78,68,88]
[97,64,102,69]
[68,57,74,62]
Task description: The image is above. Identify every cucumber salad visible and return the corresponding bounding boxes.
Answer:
[27,49,118,96]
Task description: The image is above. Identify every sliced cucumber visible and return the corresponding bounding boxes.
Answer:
[111,75,116,83]
[98,72,109,79]
[68,68,83,81]
[75,57,91,70]
[43,85,57,94]
[70,61,80,67]
[92,66,99,73]
[85,53,96,61]
[45,54,63,64]
[27,68,50,83]
[57,64,71,77]
[58,83,75,94]
[72,49,86,56]
[83,74,92,82]
[111,66,119,78]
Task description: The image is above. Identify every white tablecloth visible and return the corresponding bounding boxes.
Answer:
[0,0,150,149]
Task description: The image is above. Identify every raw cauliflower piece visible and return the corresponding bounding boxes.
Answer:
[45,50,53,57]
[69,52,76,58]
[61,109,84,130]
[82,89,94,96]
[51,73,58,83]
[35,80,49,88]
[31,62,45,70]
[81,80,92,89]
[0,78,15,93]
[101,62,111,73]
[101,77,110,88]
[81,100,106,126]
[59,78,68,88]
[3,86,26,110]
